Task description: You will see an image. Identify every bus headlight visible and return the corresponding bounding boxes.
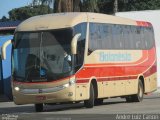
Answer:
[14,87,20,91]
[69,77,76,85]
[63,83,70,88]
[60,77,76,89]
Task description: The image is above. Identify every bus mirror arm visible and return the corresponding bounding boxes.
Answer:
[71,33,81,55]
[1,40,12,60]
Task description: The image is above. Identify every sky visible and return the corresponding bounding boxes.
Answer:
[0,0,33,18]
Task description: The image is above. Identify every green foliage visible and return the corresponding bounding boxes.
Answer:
[81,0,99,12]
[8,5,52,21]
[97,0,160,14]
[2,0,160,22]
[124,0,160,11]
[97,0,114,14]
[33,0,53,6]
[0,16,9,22]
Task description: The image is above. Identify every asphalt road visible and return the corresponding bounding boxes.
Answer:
[0,93,160,120]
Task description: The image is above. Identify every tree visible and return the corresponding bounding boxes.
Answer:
[81,0,99,12]
[117,0,160,12]
[54,0,73,12]
[73,0,81,12]
[0,16,9,22]
[54,0,82,13]
[32,0,53,6]
[98,0,113,14]
[7,0,160,21]
[124,0,160,11]
[98,0,160,14]
[32,0,53,13]
[8,5,52,21]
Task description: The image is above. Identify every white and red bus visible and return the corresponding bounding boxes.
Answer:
[2,13,157,112]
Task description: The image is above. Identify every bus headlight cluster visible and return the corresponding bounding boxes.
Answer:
[17,77,76,94]
[62,83,70,88]
[69,77,76,85]
[61,77,76,89]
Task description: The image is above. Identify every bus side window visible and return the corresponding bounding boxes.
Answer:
[74,23,87,71]
[111,24,122,49]
[144,27,154,49]
[135,27,140,49]
[149,27,155,48]
[129,26,136,49]
[119,25,124,49]
[140,27,145,49]
[115,25,124,49]
[103,24,112,49]
[89,23,95,53]
[144,27,149,49]
[88,23,100,53]
[124,25,130,49]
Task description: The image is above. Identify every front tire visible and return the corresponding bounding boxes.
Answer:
[84,83,95,108]
[35,104,43,112]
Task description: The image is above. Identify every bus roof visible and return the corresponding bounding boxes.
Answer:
[16,12,138,32]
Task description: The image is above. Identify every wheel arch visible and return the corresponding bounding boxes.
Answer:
[138,75,145,93]
[89,77,98,99]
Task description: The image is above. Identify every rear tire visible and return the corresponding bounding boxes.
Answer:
[35,104,43,112]
[133,80,144,102]
[84,83,95,108]
[126,80,144,102]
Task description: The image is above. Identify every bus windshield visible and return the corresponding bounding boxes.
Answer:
[12,28,73,82]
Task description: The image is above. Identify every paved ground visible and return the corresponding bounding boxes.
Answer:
[0,92,160,120]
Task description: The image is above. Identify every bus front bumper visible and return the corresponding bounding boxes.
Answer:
[12,84,76,105]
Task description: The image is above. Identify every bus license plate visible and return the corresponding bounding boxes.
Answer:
[36,96,46,101]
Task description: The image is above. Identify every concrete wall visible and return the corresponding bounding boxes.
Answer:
[116,10,160,87]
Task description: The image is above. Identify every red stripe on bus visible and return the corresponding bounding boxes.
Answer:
[98,76,137,82]
[144,63,157,77]
[76,63,156,83]
[76,79,89,83]
[76,62,157,83]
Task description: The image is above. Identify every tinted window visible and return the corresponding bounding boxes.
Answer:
[88,23,154,53]
[144,27,155,49]
[14,33,40,48]
[74,23,87,71]
[13,28,73,82]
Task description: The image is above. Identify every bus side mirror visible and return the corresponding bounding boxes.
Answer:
[71,33,81,55]
[1,40,12,60]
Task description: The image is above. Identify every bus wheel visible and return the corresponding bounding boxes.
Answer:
[94,99,103,106]
[84,83,95,108]
[126,96,133,102]
[133,80,144,102]
[35,104,43,112]
[126,80,144,102]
